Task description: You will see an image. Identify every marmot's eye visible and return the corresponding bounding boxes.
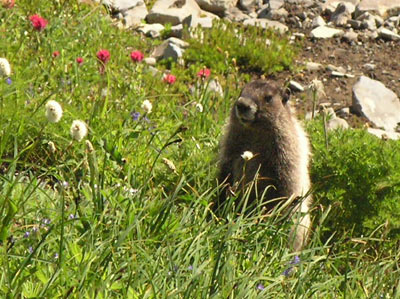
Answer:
[265,95,273,103]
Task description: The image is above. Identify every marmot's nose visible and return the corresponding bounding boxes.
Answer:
[236,101,251,114]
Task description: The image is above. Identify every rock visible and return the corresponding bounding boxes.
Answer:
[327,116,350,131]
[355,0,400,18]
[352,76,400,132]
[146,0,202,26]
[195,0,237,15]
[238,0,260,12]
[144,57,156,66]
[170,24,184,38]
[363,63,375,71]
[269,0,284,10]
[310,25,344,39]
[289,80,304,92]
[342,29,358,42]
[102,0,142,12]
[138,23,165,38]
[367,128,400,140]
[331,71,346,77]
[357,12,377,30]
[347,19,362,29]
[305,61,323,71]
[151,37,189,62]
[243,18,288,33]
[336,107,350,117]
[378,27,400,41]
[122,2,148,27]
[225,6,251,22]
[312,15,326,28]
[266,8,289,20]
[321,0,360,15]
[207,78,224,96]
[331,2,355,27]
[327,64,346,73]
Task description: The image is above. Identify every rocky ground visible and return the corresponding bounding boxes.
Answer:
[90,0,400,139]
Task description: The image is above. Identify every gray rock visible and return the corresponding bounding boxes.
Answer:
[266,8,289,20]
[331,2,355,26]
[355,0,400,17]
[378,27,400,41]
[357,13,377,30]
[305,61,324,71]
[363,63,376,71]
[352,76,400,132]
[239,0,260,12]
[367,128,400,140]
[269,0,284,10]
[347,19,362,29]
[327,64,346,73]
[312,15,326,28]
[342,29,358,42]
[195,0,237,15]
[327,117,350,131]
[144,57,156,66]
[331,71,346,77]
[123,2,148,27]
[336,107,350,117]
[321,0,360,15]
[289,80,304,92]
[151,37,189,62]
[138,23,165,38]
[102,0,143,12]
[310,25,344,39]
[243,18,288,33]
[146,0,202,26]
[225,6,251,22]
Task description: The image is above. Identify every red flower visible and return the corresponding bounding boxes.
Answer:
[96,49,110,64]
[197,68,211,79]
[76,57,84,65]
[163,74,176,85]
[52,51,60,58]
[2,0,15,8]
[29,14,48,31]
[130,50,144,62]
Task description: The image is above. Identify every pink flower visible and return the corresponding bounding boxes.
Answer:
[76,57,84,65]
[29,14,48,31]
[130,50,144,63]
[2,0,15,8]
[52,51,60,58]
[197,68,211,79]
[163,74,176,85]
[96,49,110,64]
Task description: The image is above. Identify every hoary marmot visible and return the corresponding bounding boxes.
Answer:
[217,79,312,251]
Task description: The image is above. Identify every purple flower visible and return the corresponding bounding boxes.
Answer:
[257,283,265,291]
[188,265,193,271]
[131,111,140,121]
[6,77,12,85]
[68,214,76,220]
[28,246,33,254]
[283,267,293,277]
[23,231,30,238]
[42,218,51,226]
[31,226,39,233]
[54,253,59,259]
[290,255,300,265]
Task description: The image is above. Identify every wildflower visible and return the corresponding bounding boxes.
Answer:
[163,73,176,85]
[45,100,63,123]
[96,49,110,64]
[54,253,59,259]
[2,0,15,8]
[52,51,60,58]
[48,141,56,153]
[42,218,51,225]
[0,58,11,77]
[29,14,48,31]
[130,50,144,62]
[241,151,254,161]
[283,256,300,277]
[188,265,193,271]
[6,78,12,85]
[197,67,211,79]
[131,111,140,121]
[141,100,152,114]
[68,214,76,220]
[76,57,83,65]
[290,255,300,265]
[28,246,33,254]
[70,120,88,141]
[62,181,69,189]
[257,283,265,291]
[23,231,30,238]
[195,103,203,113]
[31,226,39,233]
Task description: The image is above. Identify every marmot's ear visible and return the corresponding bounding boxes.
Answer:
[282,87,291,104]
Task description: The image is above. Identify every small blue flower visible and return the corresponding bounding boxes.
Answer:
[257,283,265,291]
[54,253,59,259]
[31,226,39,233]
[188,265,193,271]
[283,267,293,277]
[23,231,30,238]
[28,246,33,254]
[6,77,12,85]
[131,111,140,121]
[290,255,300,265]
[68,214,76,220]
[42,218,51,226]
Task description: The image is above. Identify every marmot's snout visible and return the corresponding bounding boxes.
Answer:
[235,97,257,124]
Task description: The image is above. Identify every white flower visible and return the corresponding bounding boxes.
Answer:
[195,103,203,113]
[70,120,88,141]
[141,100,152,114]
[48,141,56,153]
[241,151,254,161]
[0,58,11,77]
[45,100,63,123]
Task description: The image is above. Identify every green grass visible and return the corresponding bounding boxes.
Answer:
[1,1,400,298]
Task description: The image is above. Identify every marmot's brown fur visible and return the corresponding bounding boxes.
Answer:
[217,79,312,251]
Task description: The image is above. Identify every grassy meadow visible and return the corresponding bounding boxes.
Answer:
[1,0,400,297]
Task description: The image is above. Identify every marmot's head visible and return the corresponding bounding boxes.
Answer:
[234,80,291,129]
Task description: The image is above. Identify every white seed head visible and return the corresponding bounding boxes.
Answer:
[48,141,56,153]
[0,58,11,77]
[241,151,254,161]
[45,100,63,123]
[70,120,88,141]
[141,100,152,114]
